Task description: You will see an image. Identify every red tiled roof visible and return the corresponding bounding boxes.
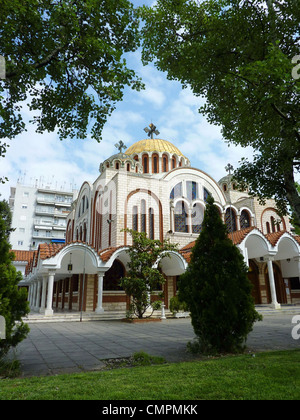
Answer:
[230,226,256,245]
[38,243,65,260]
[98,246,128,262]
[265,230,292,246]
[178,227,290,263]
[11,250,35,262]
[294,236,300,245]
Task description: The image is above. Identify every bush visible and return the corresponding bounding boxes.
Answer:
[178,196,262,354]
[0,200,30,359]
[169,295,189,314]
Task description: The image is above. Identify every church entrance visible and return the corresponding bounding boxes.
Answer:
[103,260,125,291]
[94,259,129,312]
[264,263,287,304]
[248,260,261,304]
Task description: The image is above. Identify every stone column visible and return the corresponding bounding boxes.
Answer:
[28,284,33,308]
[39,275,48,314]
[266,258,281,309]
[32,282,37,311]
[95,272,104,313]
[34,279,42,312]
[45,270,55,316]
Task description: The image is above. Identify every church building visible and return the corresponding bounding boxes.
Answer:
[23,124,300,317]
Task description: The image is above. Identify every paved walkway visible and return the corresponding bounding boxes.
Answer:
[8,312,300,377]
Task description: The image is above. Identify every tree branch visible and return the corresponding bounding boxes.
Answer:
[6,45,64,79]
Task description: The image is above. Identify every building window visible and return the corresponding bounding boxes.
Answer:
[240,210,251,229]
[266,222,271,234]
[171,156,176,169]
[271,216,276,233]
[186,181,197,200]
[143,155,149,173]
[141,199,146,232]
[162,155,168,172]
[170,182,182,199]
[191,203,203,233]
[174,201,188,233]
[203,188,211,202]
[225,208,237,232]
[127,163,130,172]
[132,206,138,231]
[152,154,159,174]
[149,208,154,239]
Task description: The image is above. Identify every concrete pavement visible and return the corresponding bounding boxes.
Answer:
[8,311,300,377]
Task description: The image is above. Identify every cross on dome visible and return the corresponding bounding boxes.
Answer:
[115,140,127,153]
[144,123,160,139]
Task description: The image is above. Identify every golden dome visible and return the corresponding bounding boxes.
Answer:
[125,138,186,158]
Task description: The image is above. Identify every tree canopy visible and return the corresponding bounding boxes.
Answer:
[140,0,300,224]
[0,200,29,358]
[0,0,143,148]
[120,229,177,319]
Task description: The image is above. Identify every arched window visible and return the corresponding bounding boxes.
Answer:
[171,156,176,169]
[240,210,251,229]
[203,188,211,202]
[132,206,138,231]
[271,216,276,233]
[83,222,87,242]
[149,208,154,239]
[141,199,146,232]
[225,208,237,232]
[142,154,149,173]
[162,154,168,172]
[170,182,182,199]
[115,161,120,170]
[187,181,197,200]
[191,203,203,233]
[127,163,130,172]
[266,222,271,234]
[152,153,159,173]
[174,201,189,233]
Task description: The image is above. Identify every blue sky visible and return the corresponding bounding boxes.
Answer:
[0,0,254,201]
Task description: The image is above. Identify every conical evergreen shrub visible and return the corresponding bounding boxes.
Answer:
[179,195,262,353]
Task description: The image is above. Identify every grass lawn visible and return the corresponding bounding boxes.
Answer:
[0,349,299,400]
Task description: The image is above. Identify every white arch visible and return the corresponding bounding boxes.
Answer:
[156,250,188,276]
[273,233,300,260]
[42,242,102,274]
[239,229,273,260]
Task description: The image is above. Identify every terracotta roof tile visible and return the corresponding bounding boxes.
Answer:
[294,236,300,245]
[179,227,268,263]
[11,250,35,262]
[230,226,256,245]
[265,230,288,246]
[38,243,65,260]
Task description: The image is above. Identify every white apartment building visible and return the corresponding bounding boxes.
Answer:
[9,182,77,250]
